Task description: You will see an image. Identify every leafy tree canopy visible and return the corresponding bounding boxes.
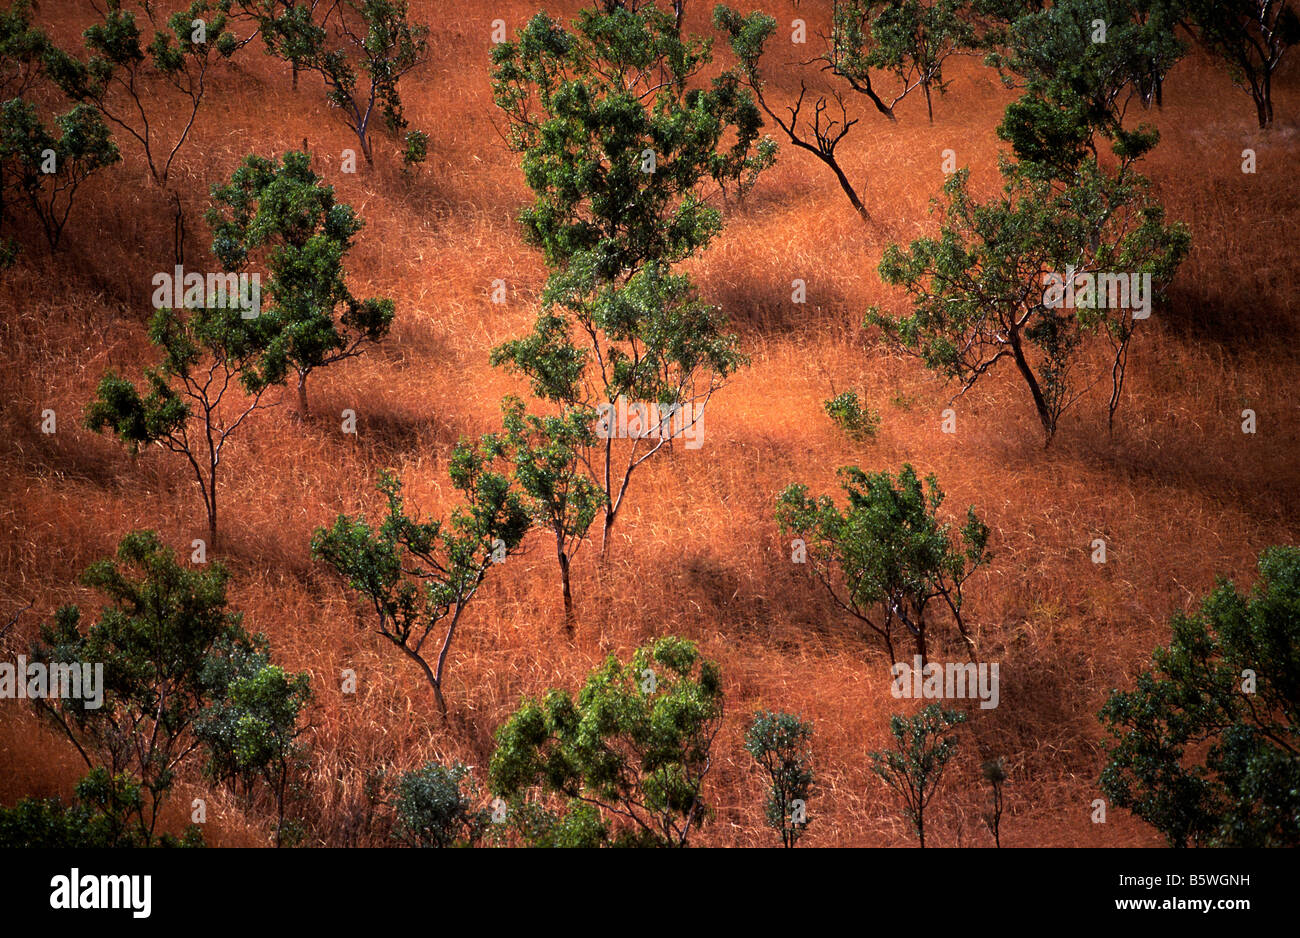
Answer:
[1100,545,1300,847]
[489,635,724,846]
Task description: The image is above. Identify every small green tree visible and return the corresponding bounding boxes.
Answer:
[745,710,815,847]
[249,0,428,163]
[0,0,50,102]
[824,0,976,122]
[311,457,531,716]
[390,761,489,848]
[866,157,1189,444]
[0,99,119,252]
[227,0,326,89]
[490,3,760,557]
[776,464,990,666]
[0,3,120,258]
[490,636,724,847]
[0,767,204,848]
[49,0,237,261]
[206,150,394,416]
[86,300,279,544]
[1185,0,1298,128]
[195,641,312,846]
[50,0,236,187]
[28,531,294,845]
[498,395,604,633]
[989,0,1183,178]
[823,389,880,441]
[716,0,973,220]
[1099,545,1300,847]
[869,704,966,848]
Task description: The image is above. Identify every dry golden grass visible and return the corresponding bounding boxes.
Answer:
[0,0,1296,847]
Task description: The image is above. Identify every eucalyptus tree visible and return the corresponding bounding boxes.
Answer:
[866,157,1189,444]
[0,2,119,259]
[777,464,990,666]
[27,531,310,846]
[311,454,530,716]
[870,704,966,848]
[1184,0,1298,128]
[715,1,974,221]
[745,710,815,847]
[206,150,394,417]
[49,0,237,260]
[242,0,428,163]
[86,293,280,544]
[1100,546,1300,847]
[498,396,603,632]
[490,2,763,557]
[490,636,725,847]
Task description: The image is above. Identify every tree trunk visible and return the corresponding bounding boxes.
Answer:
[1007,333,1056,444]
[296,371,309,417]
[206,472,217,546]
[1261,70,1273,128]
[171,191,186,267]
[599,509,614,560]
[557,543,574,635]
[824,156,871,223]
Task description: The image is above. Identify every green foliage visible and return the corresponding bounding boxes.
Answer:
[745,710,815,847]
[491,4,763,275]
[0,0,50,101]
[869,704,966,847]
[0,769,148,848]
[489,636,724,847]
[823,389,880,441]
[991,0,1182,176]
[206,150,394,414]
[1184,0,1299,128]
[51,0,236,184]
[498,395,604,628]
[0,3,120,257]
[825,0,976,121]
[491,260,745,556]
[85,294,279,540]
[391,761,489,848]
[311,458,530,715]
[402,128,428,165]
[195,640,312,845]
[710,5,776,85]
[28,531,285,845]
[497,798,609,848]
[777,464,989,664]
[1099,546,1300,847]
[490,3,757,557]
[867,158,1190,443]
[501,260,746,411]
[246,0,428,161]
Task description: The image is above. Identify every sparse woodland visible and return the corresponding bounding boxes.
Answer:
[0,0,1297,849]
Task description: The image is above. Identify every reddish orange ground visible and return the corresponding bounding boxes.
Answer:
[1,1,1296,846]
